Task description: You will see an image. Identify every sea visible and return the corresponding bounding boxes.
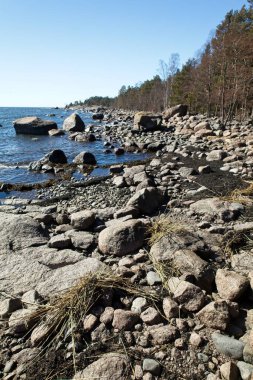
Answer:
[0,107,148,185]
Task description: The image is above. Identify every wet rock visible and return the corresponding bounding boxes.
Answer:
[63,113,85,132]
[73,151,97,165]
[13,116,57,135]
[48,128,65,136]
[98,219,145,256]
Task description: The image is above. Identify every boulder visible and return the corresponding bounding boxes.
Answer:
[127,187,164,215]
[70,210,95,230]
[0,213,47,253]
[190,198,244,222]
[150,239,213,291]
[48,129,65,136]
[13,117,57,135]
[133,112,162,131]
[92,113,104,120]
[73,354,130,380]
[98,219,146,256]
[63,113,85,132]
[163,104,188,120]
[45,149,67,164]
[73,151,97,165]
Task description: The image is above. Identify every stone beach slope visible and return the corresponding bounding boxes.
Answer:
[1,107,253,379]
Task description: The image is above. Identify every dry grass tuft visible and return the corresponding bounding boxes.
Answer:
[147,251,181,293]
[221,182,253,205]
[148,214,187,246]
[28,270,158,349]
[222,230,253,257]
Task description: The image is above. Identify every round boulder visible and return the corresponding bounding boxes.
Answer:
[98,219,146,256]
[73,151,97,165]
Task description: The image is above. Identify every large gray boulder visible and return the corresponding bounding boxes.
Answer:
[133,112,162,131]
[63,113,85,132]
[0,245,105,298]
[190,198,244,222]
[0,213,47,252]
[98,219,146,256]
[163,104,188,120]
[73,353,130,380]
[13,117,57,135]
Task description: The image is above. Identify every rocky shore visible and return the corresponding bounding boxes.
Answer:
[1,106,253,380]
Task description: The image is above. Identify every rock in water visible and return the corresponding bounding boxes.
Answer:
[13,117,57,135]
[73,151,97,165]
[63,113,85,132]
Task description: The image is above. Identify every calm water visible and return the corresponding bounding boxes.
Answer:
[0,107,147,184]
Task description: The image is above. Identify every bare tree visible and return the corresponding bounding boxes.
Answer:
[159,53,180,109]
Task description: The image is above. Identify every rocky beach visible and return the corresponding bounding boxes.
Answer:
[1,106,253,379]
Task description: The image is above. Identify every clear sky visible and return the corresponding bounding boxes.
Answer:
[0,0,247,107]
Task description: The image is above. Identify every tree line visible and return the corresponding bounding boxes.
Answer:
[67,2,253,122]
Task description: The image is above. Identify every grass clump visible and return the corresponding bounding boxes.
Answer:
[222,230,253,257]
[28,270,158,349]
[148,214,188,246]
[221,182,253,205]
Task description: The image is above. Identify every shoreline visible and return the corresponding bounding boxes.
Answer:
[1,108,253,379]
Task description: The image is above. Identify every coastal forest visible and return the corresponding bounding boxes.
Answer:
[68,2,253,122]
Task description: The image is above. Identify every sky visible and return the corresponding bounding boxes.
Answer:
[0,0,248,107]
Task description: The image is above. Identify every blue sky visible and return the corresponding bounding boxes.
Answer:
[0,0,247,107]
